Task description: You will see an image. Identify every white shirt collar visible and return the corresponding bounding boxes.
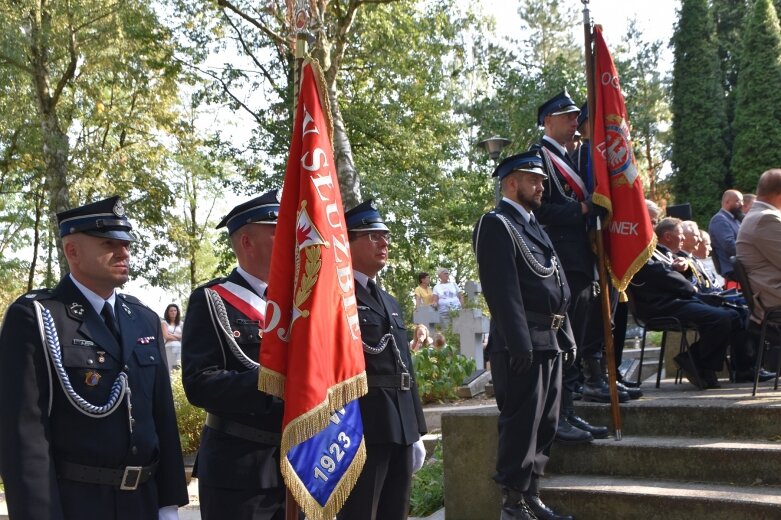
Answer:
[543,134,568,156]
[69,274,116,315]
[236,266,268,297]
[352,270,371,289]
[502,197,533,223]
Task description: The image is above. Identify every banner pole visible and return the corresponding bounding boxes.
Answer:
[582,1,623,440]
[286,3,308,517]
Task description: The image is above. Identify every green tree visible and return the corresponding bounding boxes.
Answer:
[730,0,781,191]
[670,0,729,222]
[0,0,185,283]
[713,0,747,182]
[614,20,671,201]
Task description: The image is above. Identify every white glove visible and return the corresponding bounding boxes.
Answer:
[158,506,179,520]
[411,438,427,473]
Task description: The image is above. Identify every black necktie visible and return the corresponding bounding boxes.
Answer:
[367,279,384,308]
[101,301,121,342]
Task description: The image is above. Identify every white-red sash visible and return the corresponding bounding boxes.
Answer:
[541,146,587,201]
[212,281,266,326]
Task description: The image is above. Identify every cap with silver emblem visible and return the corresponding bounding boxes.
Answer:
[57,196,134,242]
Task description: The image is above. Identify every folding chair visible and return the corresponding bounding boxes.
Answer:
[730,257,781,396]
[627,290,701,388]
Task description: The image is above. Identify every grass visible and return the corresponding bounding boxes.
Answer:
[409,441,444,517]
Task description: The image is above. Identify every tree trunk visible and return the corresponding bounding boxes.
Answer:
[40,111,71,276]
[28,189,44,291]
[328,84,361,209]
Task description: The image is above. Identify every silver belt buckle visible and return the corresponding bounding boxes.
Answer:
[400,373,411,391]
[551,314,565,331]
[120,466,143,491]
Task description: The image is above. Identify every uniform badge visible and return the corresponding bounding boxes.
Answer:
[233,330,241,338]
[96,351,106,363]
[113,200,126,217]
[68,302,85,318]
[137,336,155,344]
[73,339,95,347]
[563,184,572,193]
[85,371,101,386]
[120,302,132,316]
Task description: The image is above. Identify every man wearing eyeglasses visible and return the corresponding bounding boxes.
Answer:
[337,200,427,520]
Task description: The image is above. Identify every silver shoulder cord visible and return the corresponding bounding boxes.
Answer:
[204,288,260,370]
[540,147,578,203]
[363,333,409,374]
[33,301,132,430]
[493,212,558,279]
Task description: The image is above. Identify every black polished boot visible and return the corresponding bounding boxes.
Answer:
[500,488,538,520]
[523,493,574,520]
[565,411,609,439]
[554,416,593,444]
[616,380,642,399]
[582,357,629,403]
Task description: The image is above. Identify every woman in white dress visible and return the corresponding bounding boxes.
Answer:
[161,303,184,370]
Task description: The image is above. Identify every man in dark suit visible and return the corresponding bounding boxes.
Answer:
[181,190,287,520]
[0,196,188,520]
[630,217,745,389]
[532,90,628,444]
[709,189,744,283]
[337,200,427,520]
[474,151,576,520]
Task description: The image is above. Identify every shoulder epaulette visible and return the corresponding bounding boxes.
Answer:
[20,288,54,302]
[198,276,228,290]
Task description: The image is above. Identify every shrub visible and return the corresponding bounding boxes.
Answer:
[413,344,476,403]
[170,370,206,455]
[409,441,444,517]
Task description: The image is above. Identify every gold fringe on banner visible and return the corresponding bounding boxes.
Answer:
[303,56,334,147]
[283,438,367,520]
[280,372,368,520]
[258,366,286,398]
[608,234,658,293]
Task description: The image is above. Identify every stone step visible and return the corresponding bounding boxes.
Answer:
[541,475,781,520]
[573,383,781,439]
[547,436,781,486]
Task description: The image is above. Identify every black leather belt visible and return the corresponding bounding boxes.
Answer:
[206,413,281,445]
[56,460,158,491]
[526,312,566,331]
[367,373,412,391]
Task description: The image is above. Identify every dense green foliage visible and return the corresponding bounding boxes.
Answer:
[413,345,476,403]
[731,0,781,191]
[170,369,206,455]
[409,441,444,517]
[670,0,730,224]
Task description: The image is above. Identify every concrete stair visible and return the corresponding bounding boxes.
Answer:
[441,382,781,520]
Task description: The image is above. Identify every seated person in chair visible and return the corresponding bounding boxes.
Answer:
[737,169,781,374]
[679,222,772,382]
[629,218,746,389]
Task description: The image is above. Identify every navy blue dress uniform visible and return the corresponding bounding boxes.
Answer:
[473,152,576,520]
[629,243,743,388]
[181,191,286,520]
[532,91,624,417]
[337,200,427,520]
[0,197,187,520]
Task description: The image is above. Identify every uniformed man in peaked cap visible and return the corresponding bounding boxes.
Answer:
[473,151,576,520]
[0,196,188,519]
[532,90,632,446]
[181,189,288,520]
[337,200,427,520]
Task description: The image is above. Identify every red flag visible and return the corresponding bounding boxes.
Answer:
[592,25,657,291]
[259,58,367,520]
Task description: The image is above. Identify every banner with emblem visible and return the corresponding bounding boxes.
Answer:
[591,25,656,291]
[258,57,367,520]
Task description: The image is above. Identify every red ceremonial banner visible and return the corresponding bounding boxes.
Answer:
[591,25,656,292]
[259,57,367,520]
